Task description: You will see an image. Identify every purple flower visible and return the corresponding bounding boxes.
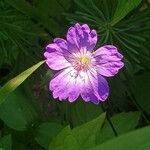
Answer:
[44,23,124,104]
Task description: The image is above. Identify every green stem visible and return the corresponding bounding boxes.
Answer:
[101,103,118,137]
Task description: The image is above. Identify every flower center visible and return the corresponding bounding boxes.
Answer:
[80,56,91,65]
[73,54,92,71]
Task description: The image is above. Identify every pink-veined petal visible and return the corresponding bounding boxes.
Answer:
[81,69,109,104]
[44,42,73,70]
[92,45,124,77]
[67,23,97,52]
[49,67,82,102]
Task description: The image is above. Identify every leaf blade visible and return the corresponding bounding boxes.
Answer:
[0,60,44,105]
[90,125,150,150]
[111,0,142,26]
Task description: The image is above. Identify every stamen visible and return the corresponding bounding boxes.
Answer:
[80,56,91,65]
[73,54,92,71]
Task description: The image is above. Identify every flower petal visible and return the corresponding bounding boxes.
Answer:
[81,69,109,104]
[49,67,82,102]
[44,42,72,70]
[67,23,97,52]
[49,67,109,104]
[92,45,124,77]
[53,38,77,55]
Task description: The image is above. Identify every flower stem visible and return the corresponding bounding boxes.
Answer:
[101,103,118,137]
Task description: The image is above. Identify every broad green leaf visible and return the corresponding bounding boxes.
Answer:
[0,60,44,105]
[110,111,140,134]
[111,0,142,25]
[49,113,106,150]
[90,125,150,150]
[0,88,39,131]
[97,111,140,144]
[71,100,103,126]
[34,122,63,149]
[131,72,150,115]
[72,112,106,149]
[0,135,11,150]
[49,126,73,150]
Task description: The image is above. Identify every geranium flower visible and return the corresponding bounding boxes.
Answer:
[44,23,124,104]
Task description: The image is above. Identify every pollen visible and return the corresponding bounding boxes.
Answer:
[80,56,91,65]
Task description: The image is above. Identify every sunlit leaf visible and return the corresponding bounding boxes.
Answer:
[90,125,150,150]
[0,60,44,105]
[72,112,106,149]
[49,113,106,150]
[97,111,141,144]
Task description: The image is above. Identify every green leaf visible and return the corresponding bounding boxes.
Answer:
[0,3,44,67]
[0,135,11,150]
[72,112,106,149]
[111,0,142,25]
[110,111,140,134]
[34,122,63,149]
[131,72,150,115]
[49,126,73,150]
[49,113,106,150]
[71,100,103,126]
[89,125,150,150]
[5,0,60,35]
[0,60,44,105]
[13,141,29,150]
[36,0,71,17]
[97,111,141,144]
[0,88,39,131]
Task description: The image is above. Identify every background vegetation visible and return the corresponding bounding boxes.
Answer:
[0,0,150,149]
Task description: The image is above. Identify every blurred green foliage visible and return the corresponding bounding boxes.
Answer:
[0,0,150,149]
